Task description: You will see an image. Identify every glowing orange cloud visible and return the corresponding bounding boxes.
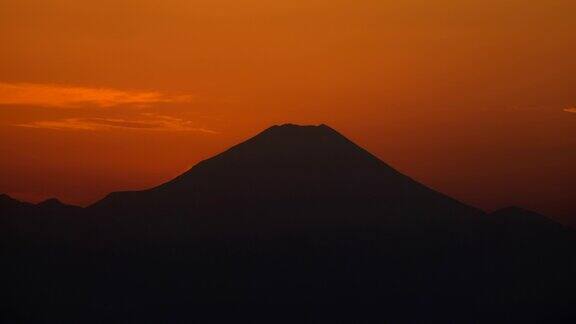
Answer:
[564,107,576,113]
[0,82,193,108]
[17,114,217,133]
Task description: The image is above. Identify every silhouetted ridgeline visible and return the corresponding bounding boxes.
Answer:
[2,124,576,323]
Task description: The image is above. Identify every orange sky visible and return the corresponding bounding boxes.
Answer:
[0,0,575,224]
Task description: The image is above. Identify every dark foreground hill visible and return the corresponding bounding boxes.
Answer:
[2,124,576,323]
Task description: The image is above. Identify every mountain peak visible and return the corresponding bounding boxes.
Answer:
[257,123,340,140]
[198,123,380,171]
[267,123,332,130]
[38,198,65,208]
[233,123,365,159]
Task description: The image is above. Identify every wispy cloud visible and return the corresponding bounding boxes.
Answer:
[564,107,576,113]
[17,114,217,133]
[0,82,193,108]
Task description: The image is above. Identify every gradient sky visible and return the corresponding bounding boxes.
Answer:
[1,0,575,224]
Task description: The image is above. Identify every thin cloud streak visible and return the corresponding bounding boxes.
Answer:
[0,82,193,108]
[564,107,576,113]
[17,114,217,133]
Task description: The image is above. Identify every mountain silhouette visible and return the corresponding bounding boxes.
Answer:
[0,193,32,209]
[89,124,483,241]
[2,124,576,323]
[93,124,477,215]
[37,198,78,210]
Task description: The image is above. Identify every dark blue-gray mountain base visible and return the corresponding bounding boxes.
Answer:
[2,124,575,323]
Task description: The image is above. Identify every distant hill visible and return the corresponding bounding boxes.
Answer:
[2,124,575,323]
[0,193,32,209]
[36,198,80,210]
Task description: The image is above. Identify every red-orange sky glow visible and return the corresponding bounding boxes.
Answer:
[1,0,575,224]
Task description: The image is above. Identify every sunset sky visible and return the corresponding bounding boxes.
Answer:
[1,0,575,223]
